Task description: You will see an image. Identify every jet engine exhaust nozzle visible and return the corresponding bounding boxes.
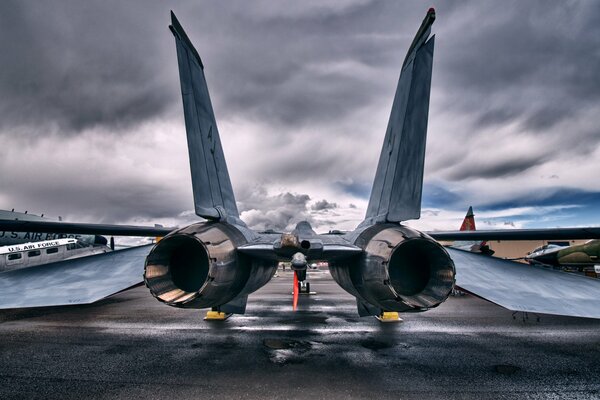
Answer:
[386,236,455,309]
[144,222,251,309]
[330,224,455,314]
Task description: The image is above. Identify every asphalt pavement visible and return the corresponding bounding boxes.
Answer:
[1,268,599,399]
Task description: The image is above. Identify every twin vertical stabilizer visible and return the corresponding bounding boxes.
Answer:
[170,9,435,227]
[363,9,436,225]
[170,12,240,222]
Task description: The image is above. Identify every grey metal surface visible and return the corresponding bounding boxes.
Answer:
[387,37,434,222]
[430,227,600,241]
[448,247,600,319]
[144,221,277,311]
[363,11,435,225]
[331,223,454,314]
[170,12,239,221]
[237,221,363,262]
[0,245,152,309]
[237,242,363,261]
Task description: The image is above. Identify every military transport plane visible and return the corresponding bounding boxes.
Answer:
[1,9,600,319]
[0,209,112,272]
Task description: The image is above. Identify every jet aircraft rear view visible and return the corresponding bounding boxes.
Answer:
[1,9,600,320]
[144,9,454,316]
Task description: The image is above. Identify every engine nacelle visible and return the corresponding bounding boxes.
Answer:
[144,222,276,310]
[330,224,455,313]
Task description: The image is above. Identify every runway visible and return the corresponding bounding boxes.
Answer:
[1,268,599,399]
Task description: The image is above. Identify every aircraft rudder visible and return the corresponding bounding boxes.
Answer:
[460,206,476,231]
[170,11,204,69]
[170,12,240,222]
[363,10,436,225]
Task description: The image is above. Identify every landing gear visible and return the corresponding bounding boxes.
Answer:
[299,280,311,294]
[293,268,315,295]
[296,279,315,295]
[296,269,306,281]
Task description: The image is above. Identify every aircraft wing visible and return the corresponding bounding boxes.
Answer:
[447,247,600,319]
[0,219,174,237]
[0,244,152,309]
[429,227,600,241]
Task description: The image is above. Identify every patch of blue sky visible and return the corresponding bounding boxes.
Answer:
[335,180,371,199]
[421,182,462,209]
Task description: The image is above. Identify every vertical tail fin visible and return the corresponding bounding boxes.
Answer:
[453,206,493,254]
[363,9,436,225]
[170,12,240,222]
[460,206,476,231]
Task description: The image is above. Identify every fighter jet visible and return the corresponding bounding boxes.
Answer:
[2,9,600,319]
[526,240,600,275]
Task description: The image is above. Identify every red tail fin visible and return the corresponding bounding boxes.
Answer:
[460,206,476,231]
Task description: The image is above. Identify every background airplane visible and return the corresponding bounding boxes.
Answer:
[447,206,494,255]
[526,240,600,274]
[0,237,110,272]
[1,9,600,320]
[0,209,113,272]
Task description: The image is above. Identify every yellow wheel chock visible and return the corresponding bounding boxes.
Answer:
[375,311,403,323]
[204,311,232,321]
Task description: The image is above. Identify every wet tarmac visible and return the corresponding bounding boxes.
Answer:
[1,268,599,399]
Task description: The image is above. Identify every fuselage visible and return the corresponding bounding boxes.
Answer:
[0,238,111,272]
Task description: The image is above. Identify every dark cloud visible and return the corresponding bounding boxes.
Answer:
[437,1,600,133]
[311,199,338,211]
[446,154,547,181]
[166,2,437,140]
[237,186,313,231]
[237,185,345,231]
[481,188,600,211]
[2,173,190,224]
[0,1,176,135]
[1,1,600,230]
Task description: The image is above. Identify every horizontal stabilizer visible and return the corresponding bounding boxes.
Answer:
[0,245,152,309]
[237,243,363,261]
[448,248,600,319]
[170,12,240,222]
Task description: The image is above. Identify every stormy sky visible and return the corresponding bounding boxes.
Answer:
[1,0,600,234]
